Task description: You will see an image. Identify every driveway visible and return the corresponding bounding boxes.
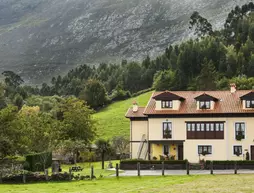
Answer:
[111,169,254,176]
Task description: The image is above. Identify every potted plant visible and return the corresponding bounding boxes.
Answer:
[236,130,244,141]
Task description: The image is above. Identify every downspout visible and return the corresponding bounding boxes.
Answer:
[147,117,150,160]
[130,119,132,159]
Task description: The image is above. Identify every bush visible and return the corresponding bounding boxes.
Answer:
[131,88,153,97]
[50,172,71,181]
[205,160,254,165]
[110,89,131,102]
[25,152,52,172]
[120,159,187,164]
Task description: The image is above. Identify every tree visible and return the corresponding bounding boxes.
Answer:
[0,83,6,110]
[2,71,24,88]
[95,139,112,169]
[0,105,22,160]
[13,93,24,110]
[189,11,213,37]
[196,59,217,90]
[80,79,108,109]
[59,98,96,163]
[153,70,175,91]
[112,136,129,158]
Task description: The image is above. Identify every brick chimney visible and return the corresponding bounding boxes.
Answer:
[230,83,236,94]
[132,101,138,112]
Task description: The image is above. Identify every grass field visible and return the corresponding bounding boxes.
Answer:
[2,174,254,193]
[93,91,153,139]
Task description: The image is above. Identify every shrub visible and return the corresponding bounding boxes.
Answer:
[205,160,254,165]
[25,152,52,172]
[131,88,153,97]
[120,159,187,164]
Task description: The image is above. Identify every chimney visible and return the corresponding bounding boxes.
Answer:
[132,101,138,112]
[230,83,236,93]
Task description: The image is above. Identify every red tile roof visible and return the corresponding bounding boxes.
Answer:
[144,90,254,115]
[125,90,254,118]
[125,107,147,118]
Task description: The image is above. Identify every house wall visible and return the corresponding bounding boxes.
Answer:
[131,120,148,159]
[130,117,254,162]
[150,144,177,160]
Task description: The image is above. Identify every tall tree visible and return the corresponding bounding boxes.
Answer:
[80,79,108,109]
[189,11,214,37]
[196,59,217,90]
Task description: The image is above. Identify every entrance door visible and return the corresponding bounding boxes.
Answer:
[251,146,254,160]
[178,145,184,160]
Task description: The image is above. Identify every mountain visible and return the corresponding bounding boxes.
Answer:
[0,0,250,84]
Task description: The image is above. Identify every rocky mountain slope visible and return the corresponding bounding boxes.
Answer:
[0,0,250,84]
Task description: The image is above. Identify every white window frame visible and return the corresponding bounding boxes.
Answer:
[232,145,243,156]
[234,122,246,140]
[162,121,173,139]
[197,144,213,157]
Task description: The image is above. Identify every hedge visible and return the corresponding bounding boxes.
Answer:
[206,160,254,165]
[25,152,52,172]
[120,159,187,164]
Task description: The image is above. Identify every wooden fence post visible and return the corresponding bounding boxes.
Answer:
[234,161,237,174]
[91,165,94,179]
[45,169,49,181]
[69,168,72,181]
[186,161,189,175]
[162,161,165,176]
[137,162,140,177]
[116,163,119,177]
[210,161,213,175]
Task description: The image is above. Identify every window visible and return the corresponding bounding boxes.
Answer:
[233,145,242,156]
[162,101,173,108]
[198,145,212,155]
[235,122,245,140]
[186,122,224,139]
[163,145,169,155]
[163,122,172,139]
[199,101,210,109]
[246,100,254,108]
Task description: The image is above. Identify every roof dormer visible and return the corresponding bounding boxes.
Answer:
[153,91,185,111]
[195,93,218,110]
[240,91,254,109]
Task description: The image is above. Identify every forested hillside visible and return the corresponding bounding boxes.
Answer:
[2,2,251,108]
[0,0,250,84]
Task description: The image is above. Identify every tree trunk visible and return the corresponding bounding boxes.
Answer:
[102,151,105,169]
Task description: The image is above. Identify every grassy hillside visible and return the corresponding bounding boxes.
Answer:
[93,91,153,139]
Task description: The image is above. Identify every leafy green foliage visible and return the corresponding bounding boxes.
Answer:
[80,79,108,109]
[25,152,52,172]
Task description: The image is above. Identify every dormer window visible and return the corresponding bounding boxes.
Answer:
[199,101,210,109]
[240,91,254,109]
[195,93,218,110]
[162,100,173,108]
[246,100,254,108]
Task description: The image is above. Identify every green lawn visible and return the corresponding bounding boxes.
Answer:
[2,174,254,193]
[60,160,121,177]
[93,91,153,139]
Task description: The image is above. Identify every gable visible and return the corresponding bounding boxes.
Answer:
[194,93,219,101]
[240,91,254,100]
[153,91,185,101]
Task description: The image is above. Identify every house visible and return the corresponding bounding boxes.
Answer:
[125,84,254,162]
